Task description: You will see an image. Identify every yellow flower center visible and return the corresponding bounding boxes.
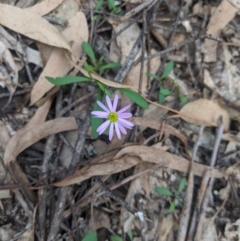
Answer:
[108,112,118,123]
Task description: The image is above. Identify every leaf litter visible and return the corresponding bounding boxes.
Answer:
[0,1,240,240]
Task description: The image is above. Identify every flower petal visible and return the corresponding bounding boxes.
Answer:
[106,95,113,111]
[97,100,110,113]
[112,95,118,112]
[118,118,134,129]
[117,104,131,114]
[118,122,127,134]
[91,111,108,118]
[109,123,114,141]
[97,120,110,134]
[115,123,121,139]
[118,112,132,119]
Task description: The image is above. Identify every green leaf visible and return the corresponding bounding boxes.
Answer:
[158,92,165,104]
[95,0,104,10]
[168,200,176,213]
[82,42,96,66]
[45,76,92,86]
[96,81,112,97]
[112,7,121,14]
[108,0,115,10]
[83,62,96,73]
[110,235,122,241]
[127,230,133,240]
[91,92,103,138]
[99,62,121,75]
[82,231,97,241]
[98,56,104,68]
[160,61,174,80]
[179,95,187,105]
[177,178,187,194]
[146,72,160,81]
[160,88,171,96]
[119,88,148,109]
[155,187,173,197]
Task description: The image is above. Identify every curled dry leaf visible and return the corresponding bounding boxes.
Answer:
[4,99,52,166]
[180,99,230,131]
[54,145,224,187]
[30,12,88,105]
[0,3,71,51]
[4,117,77,166]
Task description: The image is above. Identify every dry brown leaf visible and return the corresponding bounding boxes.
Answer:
[4,98,52,166]
[4,117,77,165]
[0,3,71,51]
[79,67,137,90]
[50,0,80,23]
[54,145,224,187]
[30,12,88,105]
[202,0,239,62]
[26,0,64,16]
[132,117,188,149]
[180,99,230,131]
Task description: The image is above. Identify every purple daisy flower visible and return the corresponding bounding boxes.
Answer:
[91,95,134,140]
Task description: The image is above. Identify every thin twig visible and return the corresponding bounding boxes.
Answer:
[177,126,205,241]
[114,0,157,25]
[139,9,147,92]
[113,33,142,83]
[194,119,224,241]
[47,114,90,241]
[135,31,223,66]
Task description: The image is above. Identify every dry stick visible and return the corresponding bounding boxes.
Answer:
[0,88,32,98]
[89,0,94,45]
[139,8,147,93]
[185,43,197,89]
[194,120,224,241]
[187,170,211,241]
[47,114,90,241]
[38,91,63,241]
[177,126,205,241]
[134,32,223,66]
[114,0,157,25]
[17,34,33,82]
[114,33,142,83]
[63,162,167,219]
[38,135,56,241]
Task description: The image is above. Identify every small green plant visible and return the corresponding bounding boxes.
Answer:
[94,0,121,20]
[81,230,133,241]
[147,61,187,104]
[82,231,97,241]
[82,41,121,75]
[155,177,187,213]
[107,0,121,14]
[46,41,149,139]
